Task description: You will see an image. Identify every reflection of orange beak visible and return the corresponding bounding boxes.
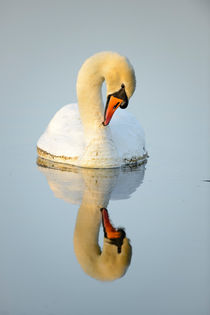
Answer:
[103,96,123,126]
[101,208,121,239]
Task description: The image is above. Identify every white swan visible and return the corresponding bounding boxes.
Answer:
[37,161,145,281]
[37,51,147,168]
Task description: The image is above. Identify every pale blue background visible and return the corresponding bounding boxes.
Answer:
[0,1,210,314]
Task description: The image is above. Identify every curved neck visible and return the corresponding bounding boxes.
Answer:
[76,52,136,142]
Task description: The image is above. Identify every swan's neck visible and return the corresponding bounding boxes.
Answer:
[77,60,117,167]
[76,52,135,168]
[77,62,104,139]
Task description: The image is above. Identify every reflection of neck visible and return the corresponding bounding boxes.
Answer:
[73,178,112,270]
[74,191,106,264]
[73,170,131,281]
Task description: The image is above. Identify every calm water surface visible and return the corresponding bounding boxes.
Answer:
[0,103,209,315]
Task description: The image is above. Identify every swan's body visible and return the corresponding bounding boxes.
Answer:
[37,52,147,168]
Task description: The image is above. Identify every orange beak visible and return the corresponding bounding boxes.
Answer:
[101,208,121,239]
[103,96,123,126]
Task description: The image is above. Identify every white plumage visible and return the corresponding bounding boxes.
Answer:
[37,103,146,163]
[37,52,147,168]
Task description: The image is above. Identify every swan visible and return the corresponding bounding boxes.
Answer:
[37,51,147,168]
[37,162,145,281]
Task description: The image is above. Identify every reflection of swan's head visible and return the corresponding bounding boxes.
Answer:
[37,159,145,281]
[74,207,132,282]
[100,237,132,281]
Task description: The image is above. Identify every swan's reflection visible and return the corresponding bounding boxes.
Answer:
[37,158,145,281]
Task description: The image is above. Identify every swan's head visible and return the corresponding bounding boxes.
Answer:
[102,53,136,126]
[77,51,136,128]
[103,83,129,126]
